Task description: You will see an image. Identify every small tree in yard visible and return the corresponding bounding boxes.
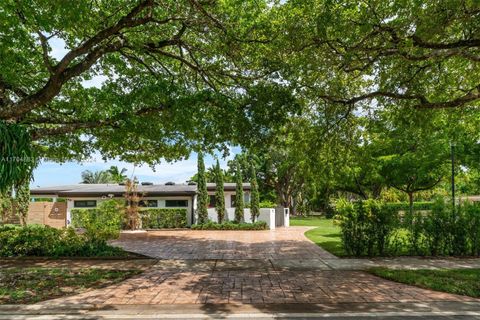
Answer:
[124,178,141,230]
[250,164,260,222]
[197,152,209,224]
[215,159,226,223]
[234,159,244,223]
[0,189,13,224]
[15,181,30,226]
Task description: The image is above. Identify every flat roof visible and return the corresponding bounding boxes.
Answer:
[31,183,250,197]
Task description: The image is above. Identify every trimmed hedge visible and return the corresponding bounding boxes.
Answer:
[141,208,187,229]
[335,198,480,257]
[0,225,126,257]
[191,221,267,230]
[384,202,434,211]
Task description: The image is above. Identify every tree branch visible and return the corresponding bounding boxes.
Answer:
[36,31,54,74]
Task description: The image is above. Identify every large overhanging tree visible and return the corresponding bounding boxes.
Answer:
[0,0,297,169]
[273,0,480,115]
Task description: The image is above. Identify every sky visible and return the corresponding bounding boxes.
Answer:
[32,150,239,188]
[31,36,239,187]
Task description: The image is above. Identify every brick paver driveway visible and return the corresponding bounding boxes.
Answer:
[46,227,478,306]
[110,227,336,260]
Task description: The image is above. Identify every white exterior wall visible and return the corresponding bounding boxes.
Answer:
[206,207,276,229]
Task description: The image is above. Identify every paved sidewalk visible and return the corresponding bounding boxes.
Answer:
[45,258,476,305]
[0,258,156,270]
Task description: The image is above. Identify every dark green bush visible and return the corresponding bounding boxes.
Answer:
[191,221,267,230]
[384,202,434,211]
[408,199,480,256]
[335,199,399,256]
[461,201,480,256]
[141,208,187,229]
[0,225,126,257]
[71,199,123,241]
[336,198,480,257]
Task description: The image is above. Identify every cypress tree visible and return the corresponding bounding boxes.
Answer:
[197,151,209,224]
[15,181,30,226]
[234,159,244,223]
[250,164,260,222]
[215,159,226,223]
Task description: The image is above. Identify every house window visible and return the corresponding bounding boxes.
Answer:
[230,194,249,207]
[165,200,188,207]
[209,195,216,208]
[74,200,97,208]
[139,200,158,207]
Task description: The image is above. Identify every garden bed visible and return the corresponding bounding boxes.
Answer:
[0,267,141,304]
[0,225,128,258]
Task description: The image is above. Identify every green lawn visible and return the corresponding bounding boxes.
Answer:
[0,267,141,304]
[290,216,345,256]
[369,268,480,298]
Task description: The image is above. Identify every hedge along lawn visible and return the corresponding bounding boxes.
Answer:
[0,267,142,304]
[290,216,345,256]
[368,267,480,298]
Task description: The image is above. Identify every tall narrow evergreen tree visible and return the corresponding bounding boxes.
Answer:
[197,152,209,224]
[250,164,260,222]
[215,159,226,223]
[15,181,30,226]
[234,159,244,223]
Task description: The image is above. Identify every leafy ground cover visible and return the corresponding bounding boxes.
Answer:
[290,216,345,256]
[0,267,141,304]
[369,268,480,298]
[0,225,129,258]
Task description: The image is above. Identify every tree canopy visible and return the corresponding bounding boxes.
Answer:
[1,0,480,203]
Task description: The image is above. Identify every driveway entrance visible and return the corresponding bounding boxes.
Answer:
[110,227,336,260]
[46,227,478,306]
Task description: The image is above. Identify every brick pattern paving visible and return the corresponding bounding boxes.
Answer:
[41,228,480,306]
[111,227,337,260]
[49,266,475,305]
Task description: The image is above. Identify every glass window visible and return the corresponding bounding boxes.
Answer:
[209,195,216,208]
[165,199,188,207]
[74,200,97,208]
[139,200,158,207]
[230,194,249,207]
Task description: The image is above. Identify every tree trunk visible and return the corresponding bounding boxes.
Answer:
[408,192,414,216]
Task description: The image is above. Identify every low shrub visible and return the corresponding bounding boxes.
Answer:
[335,199,399,256]
[384,202,434,211]
[259,200,277,208]
[191,221,267,230]
[141,208,187,229]
[335,198,480,257]
[0,225,126,257]
[71,199,123,241]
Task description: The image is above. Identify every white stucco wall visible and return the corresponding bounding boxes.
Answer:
[206,207,276,229]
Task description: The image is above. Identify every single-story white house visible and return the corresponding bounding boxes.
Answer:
[30,182,268,227]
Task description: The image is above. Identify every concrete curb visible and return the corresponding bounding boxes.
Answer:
[3,301,480,317]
